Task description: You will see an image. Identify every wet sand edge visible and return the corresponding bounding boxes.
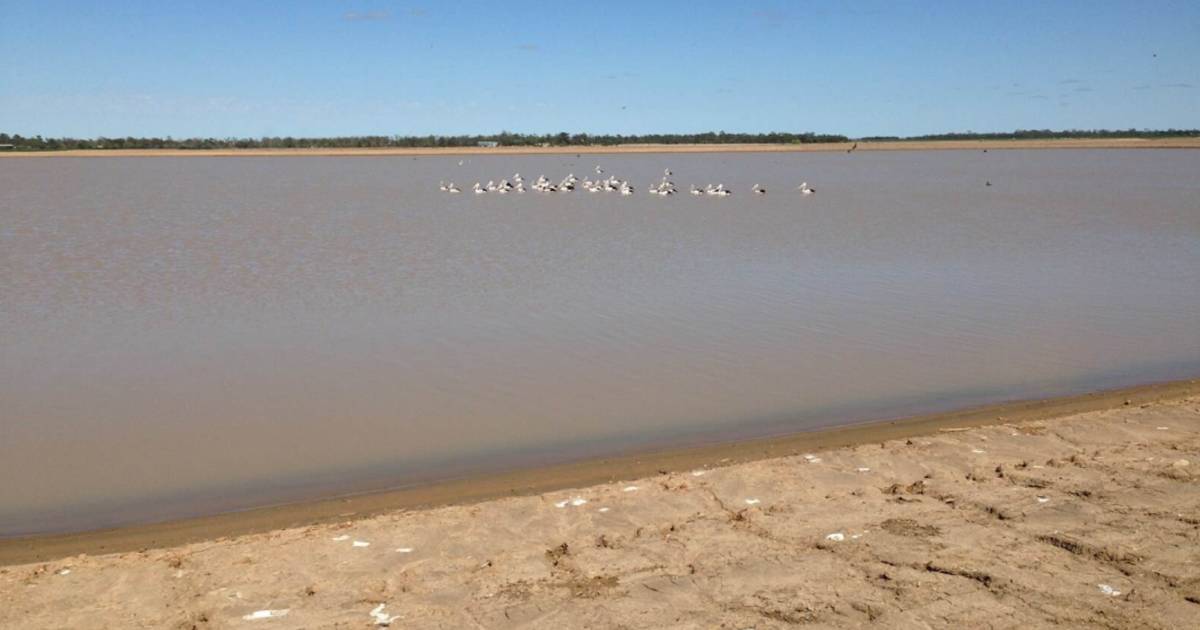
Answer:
[2,137,1200,158]
[2,377,1197,566]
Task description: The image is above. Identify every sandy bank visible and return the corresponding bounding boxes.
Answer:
[2,381,1198,627]
[2,137,1199,158]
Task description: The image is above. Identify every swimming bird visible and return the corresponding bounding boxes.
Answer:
[447,182,461,194]
[690,185,702,196]
[797,182,815,195]
[439,181,448,192]
[752,184,766,195]
[473,182,486,194]
[595,165,604,174]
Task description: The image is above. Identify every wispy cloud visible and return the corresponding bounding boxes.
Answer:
[1131,84,1153,91]
[1161,82,1194,89]
[1073,86,1093,93]
[516,43,539,51]
[343,10,391,22]
[1058,78,1083,85]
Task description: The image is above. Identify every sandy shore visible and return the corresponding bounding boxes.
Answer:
[2,137,1199,158]
[3,381,1198,628]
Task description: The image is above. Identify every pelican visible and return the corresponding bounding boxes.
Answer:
[797,182,815,195]
[457,160,465,166]
[439,181,448,192]
[664,168,672,177]
[473,182,486,194]
[690,185,702,196]
[595,165,604,174]
[752,184,766,195]
[447,183,461,194]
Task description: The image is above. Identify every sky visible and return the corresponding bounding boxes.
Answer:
[2,1,1198,138]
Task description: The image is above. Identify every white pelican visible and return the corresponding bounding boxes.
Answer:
[595,165,604,174]
[473,182,486,194]
[797,182,814,195]
[439,181,448,192]
[664,168,672,177]
[447,183,461,194]
[690,185,702,195]
[752,184,766,195]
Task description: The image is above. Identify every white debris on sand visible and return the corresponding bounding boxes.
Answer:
[243,609,290,620]
[369,603,400,626]
[825,532,846,542]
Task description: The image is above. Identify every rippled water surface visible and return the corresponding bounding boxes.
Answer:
[2,150,1198,535]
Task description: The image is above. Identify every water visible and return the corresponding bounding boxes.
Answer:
[2,150,1198,536]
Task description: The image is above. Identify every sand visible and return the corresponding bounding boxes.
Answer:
[2,137,1198,158]
[3,385,1198,628]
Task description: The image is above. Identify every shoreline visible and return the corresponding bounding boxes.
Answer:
[4,380,1197,627]
[2,137,1200,158]
[2,377,1196,566]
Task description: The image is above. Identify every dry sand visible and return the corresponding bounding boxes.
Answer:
[2,137,1199,158]
[3,386,1198,628]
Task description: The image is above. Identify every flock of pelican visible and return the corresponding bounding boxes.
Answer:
[439,165,815,197]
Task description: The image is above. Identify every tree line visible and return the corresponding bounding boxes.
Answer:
[859,128,1200,141]
[2,128,1197,151]
[0,131,848,151]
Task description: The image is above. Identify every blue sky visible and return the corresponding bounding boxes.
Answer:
[2,1,1198,138]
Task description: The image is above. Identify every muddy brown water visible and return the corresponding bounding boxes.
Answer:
[2,149,1198,536]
